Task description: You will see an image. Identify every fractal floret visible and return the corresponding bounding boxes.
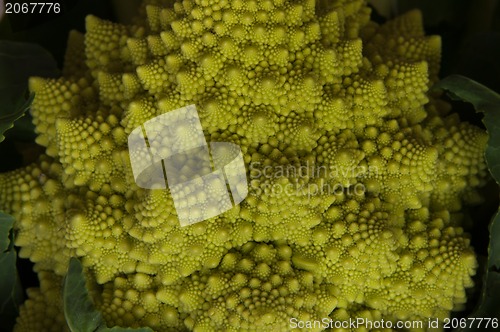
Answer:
[0,0,489,331]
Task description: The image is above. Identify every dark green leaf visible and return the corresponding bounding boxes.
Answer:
[3,107,37,142]
[0,210,14,252]
[0,252,23,310]
[64,258,153,332]
[0,92,34,143]
[64,258,105,332]
[0,211,24,331]
[0,41,59,95]
[489,209,500,293]
[433,75,500,327]
[0,41,59,142]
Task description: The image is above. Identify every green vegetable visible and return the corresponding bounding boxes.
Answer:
[0,0,494,331]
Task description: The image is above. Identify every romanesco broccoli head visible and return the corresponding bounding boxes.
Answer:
[0,0,489,331]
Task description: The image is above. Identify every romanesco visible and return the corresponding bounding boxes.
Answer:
[0,0,489,331]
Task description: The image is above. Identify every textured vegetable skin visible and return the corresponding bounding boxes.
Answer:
[0,0,489,331]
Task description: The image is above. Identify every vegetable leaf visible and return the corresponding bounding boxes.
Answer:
[0,211,14,253]
[0,92,34,143]
[0,210,24,332]
[64,258,103,332]
[64,258,153,332]
[433,75,500,326]
[0,41,59,142]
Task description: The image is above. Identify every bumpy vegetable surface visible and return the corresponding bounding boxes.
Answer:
[0,0,489,330]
